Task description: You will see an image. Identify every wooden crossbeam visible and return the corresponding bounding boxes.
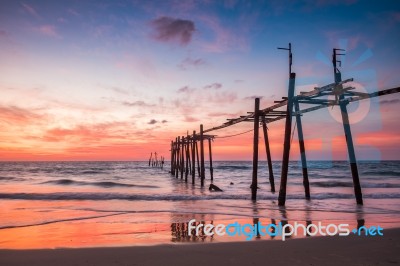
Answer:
[298,78,353,97]
[202,84,398,135]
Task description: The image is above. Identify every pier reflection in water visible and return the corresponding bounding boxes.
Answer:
[169,217,367,242]
[171,220,215,242]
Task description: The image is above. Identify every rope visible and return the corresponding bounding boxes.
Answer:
[214,129,254,139]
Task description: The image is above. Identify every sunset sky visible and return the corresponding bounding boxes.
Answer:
[0,0,399,161]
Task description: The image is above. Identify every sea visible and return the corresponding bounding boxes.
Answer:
[0,161,399,248]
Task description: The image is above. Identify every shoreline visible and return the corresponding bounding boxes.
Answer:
[1,228,399,266]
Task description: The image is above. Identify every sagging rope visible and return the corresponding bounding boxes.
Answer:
[213,120,297,142]
[214,129,254,139]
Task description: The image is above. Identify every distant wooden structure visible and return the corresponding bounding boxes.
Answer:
[149,152,164,169]
[168,44,400,206]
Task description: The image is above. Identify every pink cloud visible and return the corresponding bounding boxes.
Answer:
[43,121,136,143]
[68,8,81,17]
[37,25,61,38]
[178,57,206,70]
[177,86,196,93]
[0,105,44,124]
[204,82,222,90]
[208,111,240,117]
[198,15,248,53]
[21,3,40,19]
[184,115,199,122]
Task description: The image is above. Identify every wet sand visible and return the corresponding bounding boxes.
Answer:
[1,228,399,266]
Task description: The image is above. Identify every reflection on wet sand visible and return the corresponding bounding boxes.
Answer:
[171,221,214,242]
[169,204,368,242]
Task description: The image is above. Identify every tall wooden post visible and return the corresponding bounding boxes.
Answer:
[185,135,189,182]
[175,137,180,178]
[200,124,205,187]
[294,100,310,199]
[192,131,196,184]
[181,136,185,179]
[278,72,296,206]
[333,48,363,205]
[251,98,260,200]
[149,152,152,167]
[170,141,174,175]
[261,116,275,192]
[340,103,363,205]
[186,133,191,176]
[208,138,214,181]
[196,141,200,176]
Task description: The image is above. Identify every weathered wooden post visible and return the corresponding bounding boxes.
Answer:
[196,141,200,176]
[185,135,189,182]
[186,133,191,176]
[278,72,296,206]
[294,100,310,199]
[181,136,185,179]
[333,48,363,205]
[170,141,174,175]
[192,131,196,184]
[149,152,152,167]
[208,138,214,181]
[278,43,295,206]
[200,124,205,186]
[339,106,361,204]
[261,116,275,192]
[175,137,180,178]
[251,98,260,200]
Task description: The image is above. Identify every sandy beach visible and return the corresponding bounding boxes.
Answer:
[1,228,399,266]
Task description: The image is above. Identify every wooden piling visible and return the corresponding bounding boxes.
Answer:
[340,101,363,204]
[181,136,185,179]
[278,72,296,206]
[200,124,205,187]
[261,116,275,192]
[186,133,191,176]
[294,100,310,199]
[149,152,152,167]
[251,98,260,200]
[185,135,189,182]
[333,48,363,205]
[175,137,180,178]
[192,131,196,184]
[196,141,200,176]
[170,141,174,175]
[173,141,177,176]
[208,138,214,181]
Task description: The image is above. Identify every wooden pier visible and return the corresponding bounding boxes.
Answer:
[168,44,400,205]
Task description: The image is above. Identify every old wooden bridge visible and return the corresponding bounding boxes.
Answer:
[169,44,400,206]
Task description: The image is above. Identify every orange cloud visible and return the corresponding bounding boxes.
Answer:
[0,105,44,124]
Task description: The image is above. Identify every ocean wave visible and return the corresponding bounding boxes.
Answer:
[0,176,26,182]
[361,170,400,176]
[362,183,400,188]
[310,181,353,187]
[40,179,158,188]
[1,191,399,201]
[288,181,400,188]
[215,165,251,170]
